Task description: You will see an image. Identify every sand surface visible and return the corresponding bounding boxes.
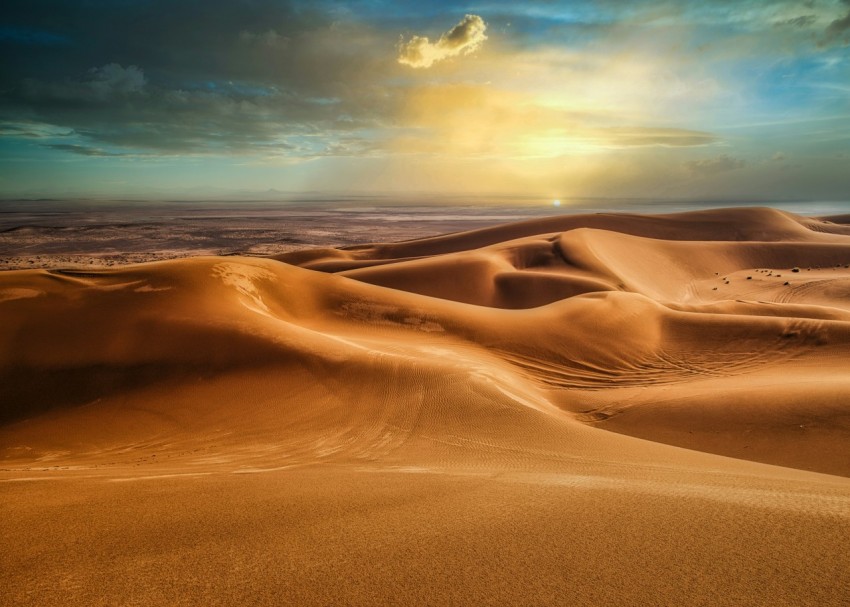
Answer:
[2,207,850,605]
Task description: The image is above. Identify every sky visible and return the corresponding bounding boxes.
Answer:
[1,0,849,201]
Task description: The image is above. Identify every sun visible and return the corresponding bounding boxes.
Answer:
[553,199,561,207]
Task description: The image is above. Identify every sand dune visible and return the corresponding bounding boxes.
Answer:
[2,207,850,606]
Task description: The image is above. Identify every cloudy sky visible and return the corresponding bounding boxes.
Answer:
[1,0,849,200]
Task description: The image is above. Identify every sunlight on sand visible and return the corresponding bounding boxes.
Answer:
[2,207,850,606]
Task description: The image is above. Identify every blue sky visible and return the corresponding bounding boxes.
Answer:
[1,0,849,200]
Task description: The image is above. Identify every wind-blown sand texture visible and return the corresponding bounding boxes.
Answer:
[2,207,850,606]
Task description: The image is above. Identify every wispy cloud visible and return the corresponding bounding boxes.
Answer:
[239,29,290,48]
[773,15,817,29]
[44,143,129,157]
[597,127,717,148]
[684,154,746,176]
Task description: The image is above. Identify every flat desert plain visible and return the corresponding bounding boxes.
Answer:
[2,206,850,606]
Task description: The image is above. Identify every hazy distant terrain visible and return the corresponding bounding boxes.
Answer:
[0,201,545,270]
[2,199,848,270]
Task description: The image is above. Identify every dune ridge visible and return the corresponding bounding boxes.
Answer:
[2,207,850,606]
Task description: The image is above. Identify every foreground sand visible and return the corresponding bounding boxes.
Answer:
[2,207,850,605]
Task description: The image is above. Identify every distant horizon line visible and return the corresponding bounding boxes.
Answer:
[2,193,849,205]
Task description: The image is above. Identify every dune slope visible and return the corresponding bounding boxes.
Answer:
[2,207,850,606]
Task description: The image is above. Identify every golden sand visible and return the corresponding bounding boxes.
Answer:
[2,207,849,605]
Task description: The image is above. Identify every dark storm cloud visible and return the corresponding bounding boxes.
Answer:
[0,0,396,155]
[823,0,850,46]
[3,1,322,83]
[0,26,70,45]
[10,67,382,154]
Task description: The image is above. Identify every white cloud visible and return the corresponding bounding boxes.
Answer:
[398,14,487,69]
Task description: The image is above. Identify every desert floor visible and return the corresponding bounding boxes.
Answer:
[2,206,850,605]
